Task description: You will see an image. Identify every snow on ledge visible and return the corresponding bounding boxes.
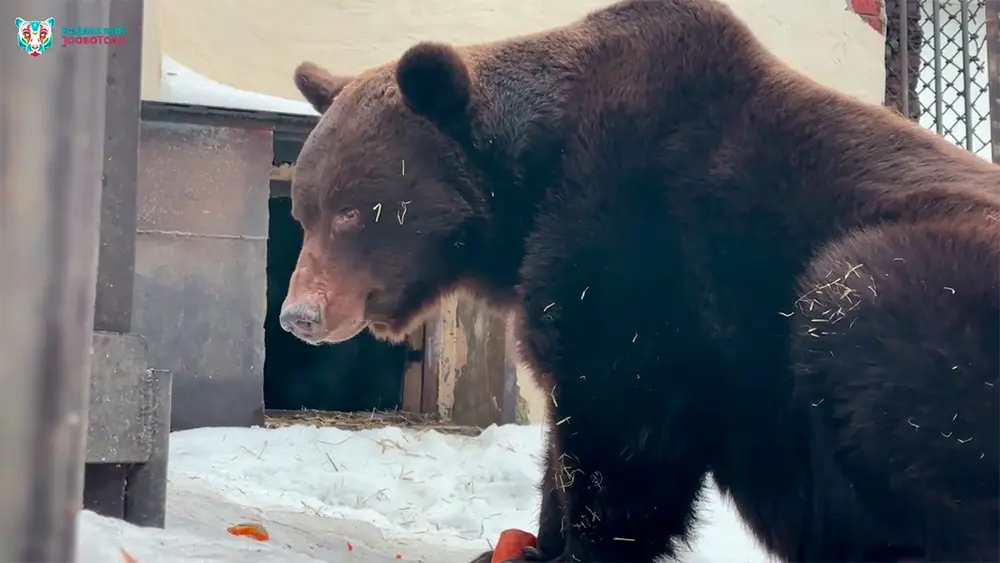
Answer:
[158,55,318,117]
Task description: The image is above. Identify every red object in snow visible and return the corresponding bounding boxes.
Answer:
[491,528,539,563]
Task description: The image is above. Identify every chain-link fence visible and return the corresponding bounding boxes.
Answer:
[884,0,994,160]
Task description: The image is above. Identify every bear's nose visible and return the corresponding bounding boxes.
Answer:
[279,302,322,340]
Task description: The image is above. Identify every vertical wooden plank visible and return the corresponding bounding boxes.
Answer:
[422,299,450,418]
[401,326,425,413]
[0,0,109,558]
[94,0,143,333]
[424,296,511,427]
[500,356,519,425]
[450,298,508,427]
[986,0,1000,163]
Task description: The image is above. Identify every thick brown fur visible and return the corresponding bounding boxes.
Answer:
[280,0,1000,561]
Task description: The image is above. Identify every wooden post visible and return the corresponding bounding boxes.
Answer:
[0,0,109,559]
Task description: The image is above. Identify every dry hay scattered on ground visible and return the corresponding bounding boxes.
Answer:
[263,409,484,436]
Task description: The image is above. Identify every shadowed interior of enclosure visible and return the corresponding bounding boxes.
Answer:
[264,189,410,412]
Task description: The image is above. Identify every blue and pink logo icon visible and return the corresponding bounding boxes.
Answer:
[16,17,55,57]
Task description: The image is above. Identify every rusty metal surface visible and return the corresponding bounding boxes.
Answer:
[0,0,110,559]
[93,0,144,333]
[87,332,151,463]
[133,121,270,430]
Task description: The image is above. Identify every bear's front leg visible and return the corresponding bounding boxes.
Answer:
[531,437,571,557]
[507,238,716,561]
[487,438,574,563]
[505,401,712,563]
[471,435,568,563]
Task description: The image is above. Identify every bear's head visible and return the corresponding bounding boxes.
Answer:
[280,43,511,345]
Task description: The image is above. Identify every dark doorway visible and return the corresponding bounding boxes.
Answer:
[264,192,409,412]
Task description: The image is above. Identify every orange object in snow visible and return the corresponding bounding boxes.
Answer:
[226,522,270,541]
[491,528,538,563]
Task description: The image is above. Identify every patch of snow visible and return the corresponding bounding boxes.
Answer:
[77,424,775,562]
[158,55,318,116]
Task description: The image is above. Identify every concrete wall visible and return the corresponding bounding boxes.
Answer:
[139,0,888,425]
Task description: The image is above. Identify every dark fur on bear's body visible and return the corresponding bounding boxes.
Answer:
[281,0,1000,561]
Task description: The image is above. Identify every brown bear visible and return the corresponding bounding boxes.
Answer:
[278,0,1000,561]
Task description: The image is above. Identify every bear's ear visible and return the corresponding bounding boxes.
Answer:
[396,42,472,125]
[293,61,353,114]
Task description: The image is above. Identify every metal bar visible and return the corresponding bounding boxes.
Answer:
[961,0,975,151]
[0,0,110,559]
[986,0,1000,162]
[900,0,911,117]
[933,0,944,134]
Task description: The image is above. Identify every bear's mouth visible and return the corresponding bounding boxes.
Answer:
[297,318,371,346]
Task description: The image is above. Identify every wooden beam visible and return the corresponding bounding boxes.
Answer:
[0,0,109,558]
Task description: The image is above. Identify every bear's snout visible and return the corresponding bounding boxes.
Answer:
[279,301,323,341]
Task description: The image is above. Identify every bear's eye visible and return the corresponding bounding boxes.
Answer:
[332,207,361,232]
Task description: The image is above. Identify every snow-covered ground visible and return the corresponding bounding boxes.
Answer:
[76,423,775,562]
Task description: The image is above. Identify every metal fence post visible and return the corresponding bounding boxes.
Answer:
[0,0,110,559]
